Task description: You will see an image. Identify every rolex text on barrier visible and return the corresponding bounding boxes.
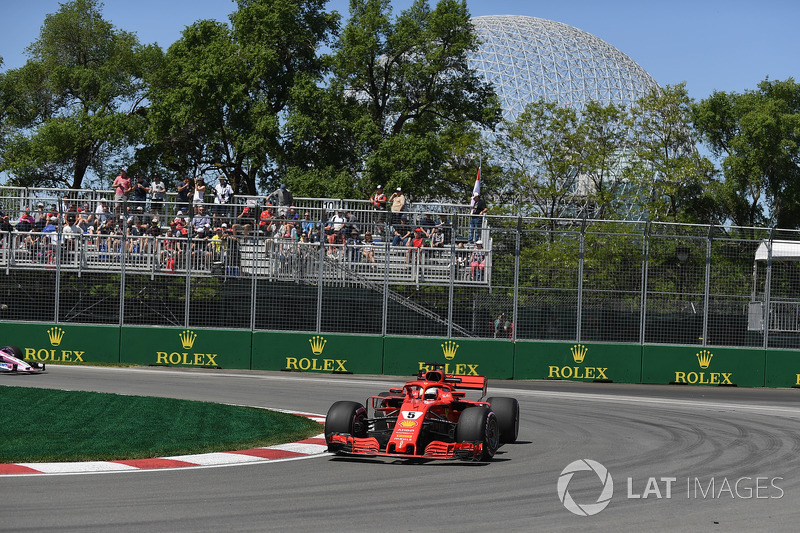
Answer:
[0,322,120,364]
[119,326,251,369]
[641,345,765,387]
[513,341,641,383]
[251,331,383,375]
[382,336,513,379]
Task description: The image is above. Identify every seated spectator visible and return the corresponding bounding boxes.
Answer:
[406,227,427,263]
[470,240,486,280]
[435,213,452,244]
[391,217,412,246]
[17,209,35,232]
[362,232,375,262]
[327,229,345,260]
[346,229,362,262]
[430,226,445,249]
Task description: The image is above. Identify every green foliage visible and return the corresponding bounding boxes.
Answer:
[318,0,500,200]
[0,0,157,189]
[693,77,800,228]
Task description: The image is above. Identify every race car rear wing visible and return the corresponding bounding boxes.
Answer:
[417,363,488,397]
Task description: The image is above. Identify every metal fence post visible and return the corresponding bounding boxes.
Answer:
[639,222,651,345]
[576,218,586,342]
[512,217,521,342]
[701,225,713,346]
[382,223,390,337]
[317,220,325,333]
[763,227,775,349]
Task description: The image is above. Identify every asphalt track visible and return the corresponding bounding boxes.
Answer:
[2,365,800,532]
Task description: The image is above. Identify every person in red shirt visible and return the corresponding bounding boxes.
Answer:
[112,167,132,213]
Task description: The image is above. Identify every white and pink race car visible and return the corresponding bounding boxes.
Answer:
[0,345,45,374]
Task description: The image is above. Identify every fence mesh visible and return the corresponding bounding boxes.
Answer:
[2,187,800,349]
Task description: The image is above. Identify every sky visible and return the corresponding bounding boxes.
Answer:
[0,0,797,103]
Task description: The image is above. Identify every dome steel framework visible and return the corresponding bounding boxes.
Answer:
[469,15,661,122]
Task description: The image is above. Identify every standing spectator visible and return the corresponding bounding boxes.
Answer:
[32,202,46,225]
[389,187,406,224]
[268,184,294,217]
[370,185,388,230]
[150,173,167,215]
[193,176,207,212]
[213,176,234,225]
[469,192,487,244]
[112,167,132,213]
[177,176,193,215]
[131,174,150,211]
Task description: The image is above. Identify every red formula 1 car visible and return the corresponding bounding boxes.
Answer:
[0,345,45,374]
[325,364,519,461]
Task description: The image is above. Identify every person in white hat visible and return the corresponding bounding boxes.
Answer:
[389,187,406,225]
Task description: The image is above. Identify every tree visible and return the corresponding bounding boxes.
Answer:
[145,0,339,196]
[625,83,716,223]
[0,0,158,189]
[324,0,500,200]
[693,78,800,228]
[493,100,584,221]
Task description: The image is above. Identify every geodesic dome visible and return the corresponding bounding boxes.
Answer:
[469,15,661,122]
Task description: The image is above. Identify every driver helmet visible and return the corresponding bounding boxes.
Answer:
[424,387,439,401]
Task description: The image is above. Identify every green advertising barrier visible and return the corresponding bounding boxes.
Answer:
[765,350,800,388]
[642,345,765,387]
[514,341,642,383]
[0,322,120,365]
[252,331,384,375]
[383,336,514,379]
[120,326,252,369]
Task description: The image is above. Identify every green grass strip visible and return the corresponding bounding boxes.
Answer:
[0,385,322,463]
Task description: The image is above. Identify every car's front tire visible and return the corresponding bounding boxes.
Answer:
[456,406,499,461]
[324,401,367,452]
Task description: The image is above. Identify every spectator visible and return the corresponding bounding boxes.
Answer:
[346,229,362,262]
[389,187,406,224]
[469,192,488,244]
[131,174,150,211]
[494,313,513,339]
[362,232,376,263]
[419,213,435,234]
[301,211,316,240]
[17,209,35,232]
[342,210,360,236]
[213,176,233,224]
[235,202,255,236]
[391,217,412,246]
[32,202,46,224]
[192,205,211,233]
[287,207,300,222]
[327,229,345,260]
[268,184,293,217]
[150,174,167,215]
[193,176,207,212]
[259,204,275,235]
[325,209,346,236]
[112,167,132,213]
[95,200,110,225]
[370,185,388,230]
[406,227,427,263]
[430,226,445,249]
[470,240,486,280]
[177,176,193,214]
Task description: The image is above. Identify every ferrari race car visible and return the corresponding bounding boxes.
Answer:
[0,345,45,374]
[325,364,519,461]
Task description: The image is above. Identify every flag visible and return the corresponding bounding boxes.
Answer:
[471,167,481,207]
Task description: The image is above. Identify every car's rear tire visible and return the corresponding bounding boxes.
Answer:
[325,401,367,451]
[456,406,499,461]
[486,396,519,444]
[1,345,23,359]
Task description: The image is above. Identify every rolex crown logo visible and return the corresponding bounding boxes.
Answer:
[309,335,327,356]
[441,341,459,361]
[696,349,713,369]
[570,344,588,363]
[179,330,197,350]
[47,327,65,346]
